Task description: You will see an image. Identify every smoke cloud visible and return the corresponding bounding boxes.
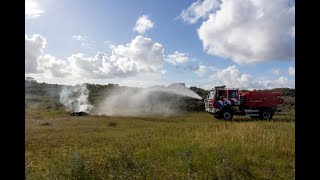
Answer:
[59,84,93,112]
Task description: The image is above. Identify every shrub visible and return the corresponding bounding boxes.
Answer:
[108,122,117,127]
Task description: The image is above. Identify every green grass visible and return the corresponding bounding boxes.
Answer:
[25,108,295,179]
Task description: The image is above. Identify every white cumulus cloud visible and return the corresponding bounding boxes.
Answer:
[179,0,221,24]
[165,51,189,65]
[26,34,165,79]
[68,52,141,79]
[37,54,70,77]
[25,0,44,19]
[133,15,154,34]
[288,66,295,76]
[181,0,295,64]
[209,65,253,89]
[25,34,47,73]
[208,65,294,89]
[112,36,164,73]
[25,34,70,77]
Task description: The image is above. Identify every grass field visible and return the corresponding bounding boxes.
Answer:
[25,107,295,179]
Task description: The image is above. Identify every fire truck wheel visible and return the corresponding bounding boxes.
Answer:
[261,111,273,120]
[222,110,233,121]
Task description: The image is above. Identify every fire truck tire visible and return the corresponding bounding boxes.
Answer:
[222,110,233,121]
[260,110,273,120]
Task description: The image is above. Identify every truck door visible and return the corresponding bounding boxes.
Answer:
[215,90,226,107]
[227,90,240,105]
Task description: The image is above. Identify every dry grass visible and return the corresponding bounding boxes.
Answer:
[25,107,294,179]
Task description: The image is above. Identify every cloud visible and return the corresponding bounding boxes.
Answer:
[209,65,252,89]
[72,35,95,50]
[104,41,116,50]
[26,34,165,79]
[193,65,208,76]
[133,15,154,34]
[25,0,44,19]
[165,51,189,65]
[273,69,281,75]
[25,34,47,73]
[37,54,70,77]
[67,52,139,79]
[290,26,295,38]
[181,0,295,64]
[111,36,164,73]
[267,76,294,89]
[72,35,87,41]
[288,66,295,76]
[179,0,221,24]
[25,34,70,77]
[207,65,294,89]
[80,42,95,49]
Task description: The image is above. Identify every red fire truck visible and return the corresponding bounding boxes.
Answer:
[204,86,283,120]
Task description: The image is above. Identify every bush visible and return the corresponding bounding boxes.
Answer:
[108,122,117,127]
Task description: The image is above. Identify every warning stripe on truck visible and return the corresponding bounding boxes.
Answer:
[215,98,239,107]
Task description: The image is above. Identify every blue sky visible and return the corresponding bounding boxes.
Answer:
[25,0,295,90]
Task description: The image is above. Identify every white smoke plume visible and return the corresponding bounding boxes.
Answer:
[95,84,201,117]
[59,84,93,112]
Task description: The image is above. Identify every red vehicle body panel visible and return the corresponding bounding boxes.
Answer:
[241,91,283,108]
